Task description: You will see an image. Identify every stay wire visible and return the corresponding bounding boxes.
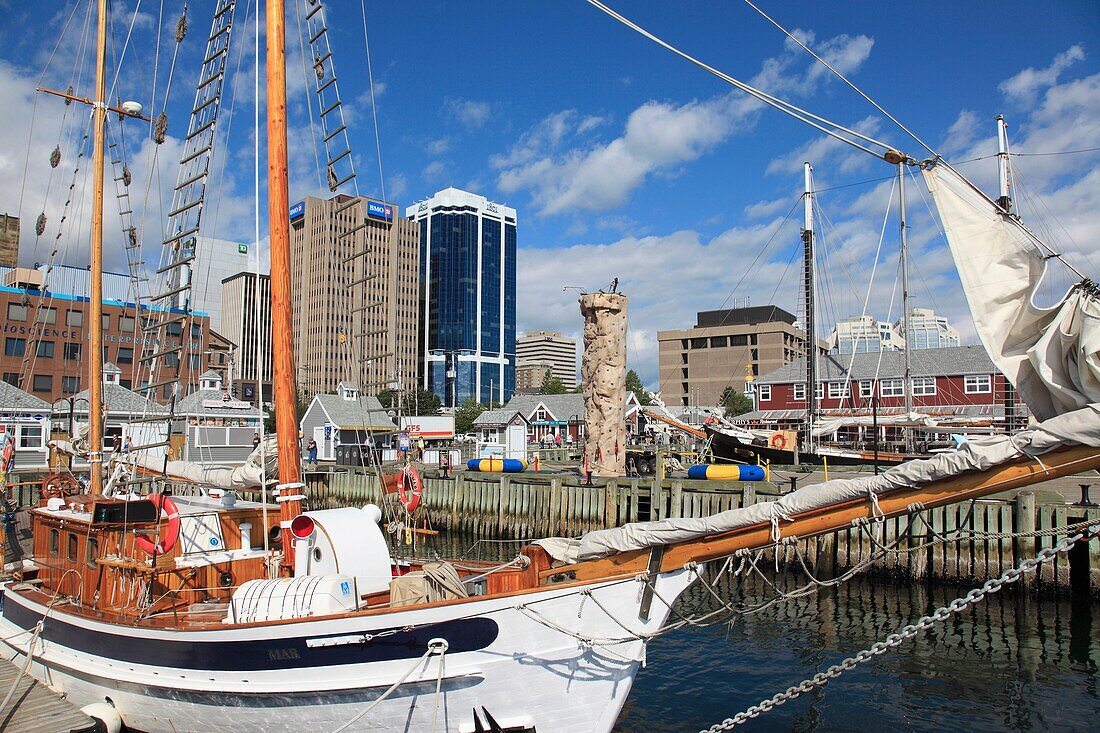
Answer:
[583,0,895,159]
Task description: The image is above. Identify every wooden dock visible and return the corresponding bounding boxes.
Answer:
[0,656,94,732]
[303,469,1100,593]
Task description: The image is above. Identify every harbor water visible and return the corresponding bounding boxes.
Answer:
[396,533,1099,732]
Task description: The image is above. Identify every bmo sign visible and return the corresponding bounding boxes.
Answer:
[399,415,454,440]
[366,200,393,220]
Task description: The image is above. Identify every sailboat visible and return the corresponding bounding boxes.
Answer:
[706,162,937,467]
[1,3,1098,733]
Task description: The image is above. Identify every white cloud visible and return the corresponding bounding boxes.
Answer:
[497,30,875,217]
[999,45,1085,103]
[444,98,491,130]
[422,160,447,181]
[426,138,450,156]
[765,116,880,176]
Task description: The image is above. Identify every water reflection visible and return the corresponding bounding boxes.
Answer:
[390,533,1099,731]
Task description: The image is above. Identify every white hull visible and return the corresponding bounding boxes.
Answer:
[1,567,695,733]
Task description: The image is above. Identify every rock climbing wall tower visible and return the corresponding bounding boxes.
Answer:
[579,292,627,476]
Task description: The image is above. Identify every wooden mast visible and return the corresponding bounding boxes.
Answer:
[266,0,304,566]
[88,0,109,495]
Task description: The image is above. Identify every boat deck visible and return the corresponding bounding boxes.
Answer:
[0,655,95,732]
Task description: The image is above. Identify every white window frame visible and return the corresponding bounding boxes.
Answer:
[827,381,850,399]
[758,385,772,402]
[859,381,873,398]
[911,376,937,396]
[793,383,806,401]
[815,382,824,400]
[964,374,991,394]
[880,378,904,397]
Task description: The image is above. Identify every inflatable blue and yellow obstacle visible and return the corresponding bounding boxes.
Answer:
[467,458,528,473]
[687,464,765,481]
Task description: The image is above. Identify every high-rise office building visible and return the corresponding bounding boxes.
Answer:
[896,307,961,350]
[220,272,272,403]
[0,215,18,267]
[190,237,266,331]
[290,195,421,400]
[406,188,516,406]
[516,330,577,389]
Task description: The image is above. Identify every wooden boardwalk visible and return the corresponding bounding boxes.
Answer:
[0,656,94,732]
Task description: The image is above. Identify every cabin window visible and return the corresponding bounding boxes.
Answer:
[827,382,850,399]
[49,529,59,556]
[965,374,991,394]
[67,532,78,562]
[859,381,873,398]
[757,385,772,402]
[86,537,99,568]
[793,383,806,401]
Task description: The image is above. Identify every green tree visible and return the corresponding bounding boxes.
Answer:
[625,369,652,406]
[720,386,754,417]
[264,390,311,433]
[539,372,567,395]
[454,398,486,434]
[376,387,441,415]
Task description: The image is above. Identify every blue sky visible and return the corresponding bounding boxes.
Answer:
[0,1,1097,395]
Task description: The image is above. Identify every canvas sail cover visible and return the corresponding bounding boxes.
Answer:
[922,162,1100,421]
[535,403,1100,563]
[49,435,277,490]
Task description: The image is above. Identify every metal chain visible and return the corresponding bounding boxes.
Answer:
[699,523,1099,732]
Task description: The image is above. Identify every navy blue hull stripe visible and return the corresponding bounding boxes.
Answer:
[3,595,498,672]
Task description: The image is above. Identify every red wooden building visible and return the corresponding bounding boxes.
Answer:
[737,346,1028,451]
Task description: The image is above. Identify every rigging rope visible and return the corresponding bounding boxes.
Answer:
[583,0,899,160]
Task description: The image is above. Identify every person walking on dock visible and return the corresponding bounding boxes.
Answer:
[306,438,318,467]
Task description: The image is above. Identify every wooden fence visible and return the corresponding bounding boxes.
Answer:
[306,469,1100,593]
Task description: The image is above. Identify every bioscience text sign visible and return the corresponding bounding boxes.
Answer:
[366,200,393,220]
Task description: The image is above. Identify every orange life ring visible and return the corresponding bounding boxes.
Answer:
[769,433,788,450]
[397,465,423,513]
[134,494,181,556]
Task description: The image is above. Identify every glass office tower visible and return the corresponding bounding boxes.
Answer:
[406,188,516,407]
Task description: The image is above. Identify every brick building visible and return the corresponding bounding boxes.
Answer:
[0,266,210,402]
[657,306,825,407]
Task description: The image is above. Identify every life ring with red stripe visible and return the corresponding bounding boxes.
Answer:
[134,494,181,556]
[397,465,423,513]
[769,433,788,450]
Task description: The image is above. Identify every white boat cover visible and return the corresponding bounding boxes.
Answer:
[923,163,1100,421]
[49,435,278,490]
[535,403,1100,564]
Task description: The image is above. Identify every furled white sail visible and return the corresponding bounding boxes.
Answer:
[536,403,1100,563]
[49,435,277,490]
[922,162,1100,421]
